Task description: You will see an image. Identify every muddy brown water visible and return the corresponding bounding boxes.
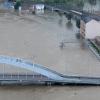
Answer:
[0,11,99,100]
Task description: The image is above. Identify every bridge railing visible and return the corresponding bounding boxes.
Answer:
[34,64,65,77]
[0,73,49,81]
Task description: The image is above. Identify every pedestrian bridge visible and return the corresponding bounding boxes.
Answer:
[0,55,64,80]
[0,55,100,85]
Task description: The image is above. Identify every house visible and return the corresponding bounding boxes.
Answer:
[80,14,100,39]
[32,4,44,14]
[35,4,44,10]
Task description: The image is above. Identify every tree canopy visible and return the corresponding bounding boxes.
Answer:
[31,0,84,4]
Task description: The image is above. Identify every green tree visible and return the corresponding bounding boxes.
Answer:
[14,0,21,11]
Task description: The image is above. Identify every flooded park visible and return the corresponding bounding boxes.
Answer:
[0,0,100,100]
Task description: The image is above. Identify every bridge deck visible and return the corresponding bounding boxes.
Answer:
[0,73,100,85]
[0,55,100,86]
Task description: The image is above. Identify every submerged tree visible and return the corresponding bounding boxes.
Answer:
[76,19,81,39]
[76,19,80,29]
[14,0,21,11]
[88,0,97,6]
[66,13,73,22]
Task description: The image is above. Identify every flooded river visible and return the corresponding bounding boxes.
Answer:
[0,86,100,100]
[0,8,99,100]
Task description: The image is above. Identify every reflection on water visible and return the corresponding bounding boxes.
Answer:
[66,21,73,30]
[58,18,63,27]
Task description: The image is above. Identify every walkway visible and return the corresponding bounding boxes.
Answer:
[0,55,100,85]
[0,55,64,80]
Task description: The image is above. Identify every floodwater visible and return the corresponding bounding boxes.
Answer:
[0,86,100,100]
[0,10,99,100]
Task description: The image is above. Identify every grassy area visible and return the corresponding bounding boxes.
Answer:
[90,40,100,54]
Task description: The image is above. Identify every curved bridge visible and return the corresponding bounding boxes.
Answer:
[0,55,100,85]
[0,55,64,81]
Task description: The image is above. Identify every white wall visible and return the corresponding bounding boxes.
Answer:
[35,4,44,10]
[85,19,100,39]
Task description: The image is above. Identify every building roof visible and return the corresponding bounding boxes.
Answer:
[81,13,100,23]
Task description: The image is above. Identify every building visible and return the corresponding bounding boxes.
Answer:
[80,14,100,39]
[32,4,44,14]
